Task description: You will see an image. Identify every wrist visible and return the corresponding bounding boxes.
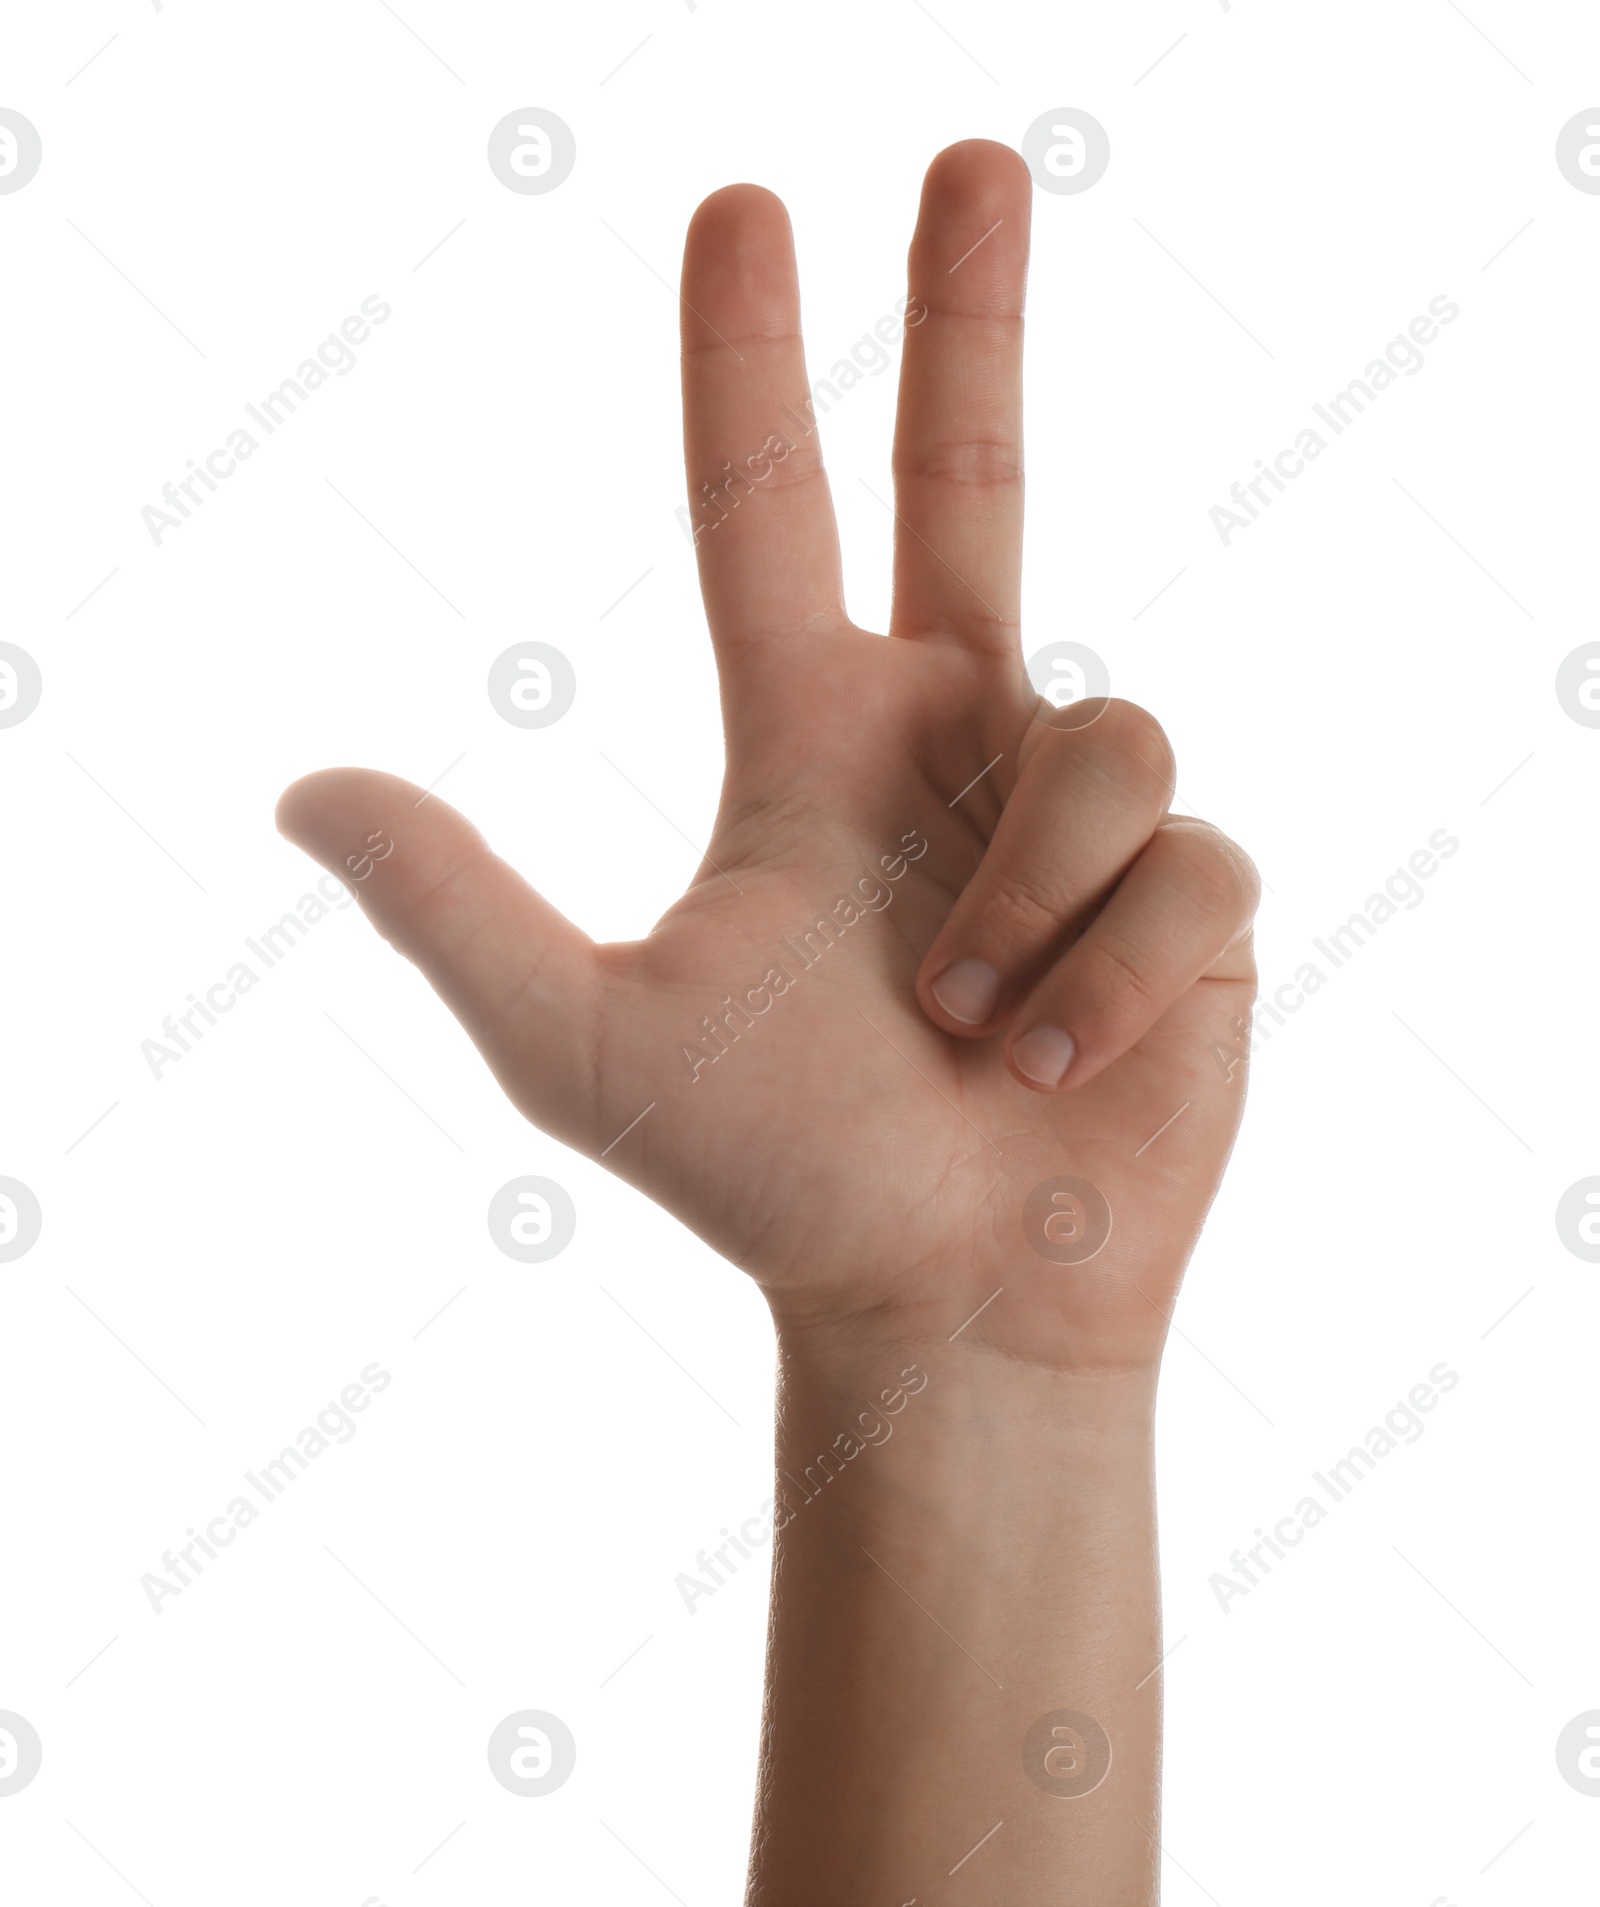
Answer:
[754,1305,1165,1905]
[769,1301,1163,1435]
[767,1318,1158,1559]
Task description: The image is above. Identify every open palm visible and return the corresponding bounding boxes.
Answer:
[279,142,1258,1373]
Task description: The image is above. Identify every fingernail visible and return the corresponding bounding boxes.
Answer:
[931,958,1002,1025]
[1011,1024,1077,1088]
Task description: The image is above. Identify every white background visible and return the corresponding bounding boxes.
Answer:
[3,2,1598,1902]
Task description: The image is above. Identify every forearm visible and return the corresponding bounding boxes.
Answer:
[747,1319,1164,1906]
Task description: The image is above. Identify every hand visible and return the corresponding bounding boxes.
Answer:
[277,139,1258,1375]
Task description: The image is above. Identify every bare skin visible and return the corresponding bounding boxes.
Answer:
[279,139,1257,1903]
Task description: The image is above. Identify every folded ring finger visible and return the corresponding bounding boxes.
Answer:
[916,701,1177,1034]
[1005,818,1260,1094]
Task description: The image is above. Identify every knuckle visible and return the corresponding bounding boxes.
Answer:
[913,611,1024,651]
[683,325,805,360]
[898,436,1023,490]
[914,607,1023,646]
[1078,935,1156,1015]
[1039,699,1174,801]
[761,449,830,495]
[697,444,829,513]
[1165,821,1261,923]
[1222,840,1263,919]
[986,866,1072,941]
[1094,700,1175,787]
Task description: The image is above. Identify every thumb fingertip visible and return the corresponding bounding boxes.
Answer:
[275,767,414,860]
[274,771,328,852]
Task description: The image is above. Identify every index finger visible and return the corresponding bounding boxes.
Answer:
[680,185,849,653]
